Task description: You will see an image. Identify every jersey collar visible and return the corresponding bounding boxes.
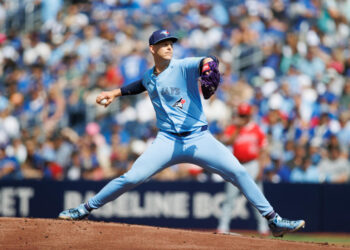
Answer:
[151,59,173,77]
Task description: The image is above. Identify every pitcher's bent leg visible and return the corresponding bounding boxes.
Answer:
[191,132,274,216]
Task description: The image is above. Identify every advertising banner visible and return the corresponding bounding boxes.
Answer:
[0,180,349,232]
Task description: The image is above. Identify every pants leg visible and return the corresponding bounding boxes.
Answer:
[254,181,270,233]
[188,131,274,216]
[88,133,176,209]
[245,161,269,233]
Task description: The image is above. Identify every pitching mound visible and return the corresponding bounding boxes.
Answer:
[0,218,346,250]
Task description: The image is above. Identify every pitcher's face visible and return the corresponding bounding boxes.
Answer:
[150,40,174,61]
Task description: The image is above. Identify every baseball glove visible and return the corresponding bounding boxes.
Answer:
[200,60,221,99]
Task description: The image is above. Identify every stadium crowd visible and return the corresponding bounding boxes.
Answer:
[0,0,349,183]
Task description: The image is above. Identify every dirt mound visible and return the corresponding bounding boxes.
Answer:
[0,218,346,250]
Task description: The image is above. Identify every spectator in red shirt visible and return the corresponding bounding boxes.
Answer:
[217,103,269,235]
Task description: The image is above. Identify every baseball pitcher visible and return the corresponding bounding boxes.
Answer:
[59,30,305,237]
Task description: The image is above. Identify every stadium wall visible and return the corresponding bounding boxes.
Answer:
[0,180,349,232]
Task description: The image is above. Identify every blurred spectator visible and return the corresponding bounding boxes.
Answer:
[278,143,308,183]
[109,135,130,178]
[43,85,66,135]
[227,77,254,108]
[257,67,278,98]
[0,2,6,32]
[23,32,52,66]
[203,95,230,133]
[79,141,103,180]
[309,112,334,144]
[261,104,285,162]
[340,79,350,110]
[115,100,137,135]
[296,45,325,80]
[309,138,323,166]
[21,139,44,179]
[318,144,350,183]
[84,122,111,178]
[336,111,350,157]
[52,133,74,170]
[5,138,27,165]
[290,156,320,183]
[40,138,63,180]
[0,144,22,179]
[188,15,223,53]
[41,0,63,24]
[0,98,20,144]
[119,47,148,85]
[63,4,88,34]
[66,151,82,181]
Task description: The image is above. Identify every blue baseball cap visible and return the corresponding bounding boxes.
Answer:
[149,29,178,45]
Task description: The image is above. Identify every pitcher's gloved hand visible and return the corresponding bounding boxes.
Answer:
[200,60,221,99]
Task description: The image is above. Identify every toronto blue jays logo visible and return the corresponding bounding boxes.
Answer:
[173,98,186,109]
[160,30,169,36]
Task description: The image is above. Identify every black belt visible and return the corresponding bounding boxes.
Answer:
[169,125,208,137]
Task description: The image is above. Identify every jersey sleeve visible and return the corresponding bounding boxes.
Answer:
[181,57,204,75]
[120,79,146,96]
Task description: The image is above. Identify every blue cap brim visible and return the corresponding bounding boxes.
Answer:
[150,37,178,45]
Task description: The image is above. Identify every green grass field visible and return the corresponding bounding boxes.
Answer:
[230,230,350,247]
[271,233,350,247]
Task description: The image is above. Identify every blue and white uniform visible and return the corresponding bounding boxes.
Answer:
[88,57,274,217]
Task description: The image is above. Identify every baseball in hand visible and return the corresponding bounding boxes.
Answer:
[100,99,108,105]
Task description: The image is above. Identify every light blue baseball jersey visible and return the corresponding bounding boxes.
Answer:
[142,57,207,133]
